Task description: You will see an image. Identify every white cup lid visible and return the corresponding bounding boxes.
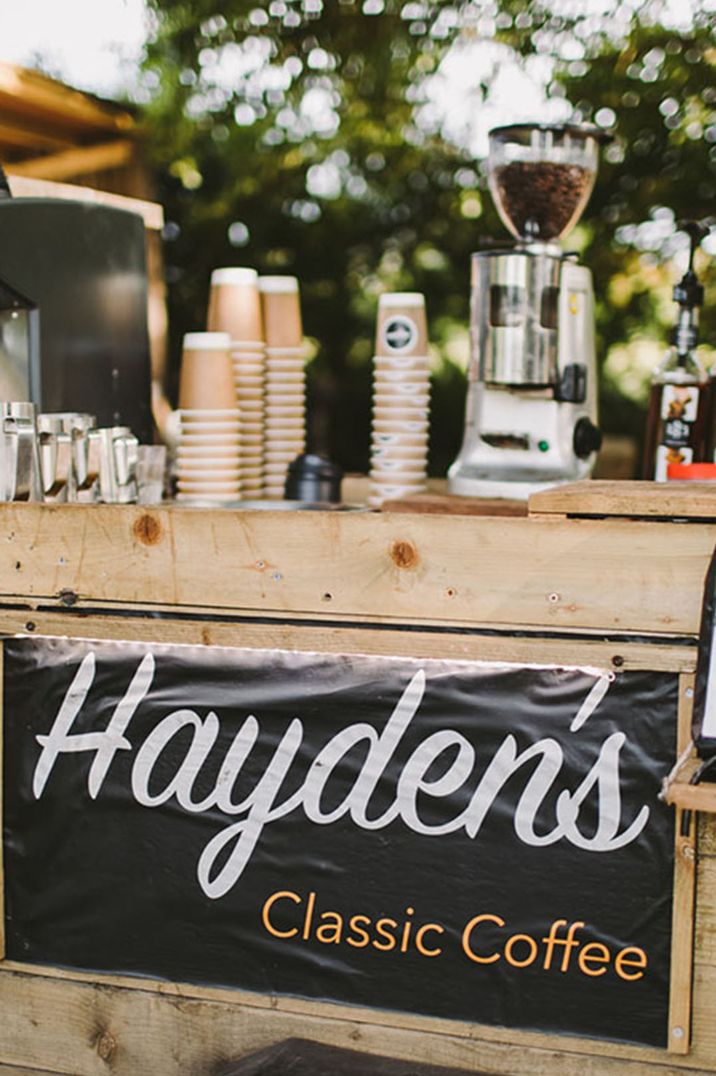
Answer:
[183,331,231,349]
[211,268,258,285]
[378,292,425,308]
[258,275,299,293]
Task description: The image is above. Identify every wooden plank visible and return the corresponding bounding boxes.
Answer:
[0,962,707,1076]
[668,676,696,1053]
[0,63,135,136]
[379,493,527,517]
[663,756,716,814]
[698,815,716,856]
[8,140,135,182]
[690,961,716,1068]
[0,121,72,155]
[0,503,713,636]
[6,175,164,231]
[0,1067,65,1076]
[0,612,696,674]
[695,856,716,966]
[530,480,716,520]
[0,644,3,961]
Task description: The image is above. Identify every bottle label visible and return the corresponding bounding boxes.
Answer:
[661,384,699,428]
[654,384,701,480]
[655,444,693,481]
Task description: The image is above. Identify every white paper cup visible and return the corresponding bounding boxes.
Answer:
[265,416,305,429]
[374,368,430,383]
[177,481,242,493]
[264,460,296,473]
[265,358,305,372]
[374,354,430,371]
[265,404,305,415]
[374,385,430,402]
[373,403,430,417]
[179,408,241,418]
[234,386,264,398]
[232,362,264,377]
[177,440,241,453]
[264,389,305,403]
[176,455,241,469]
[230,355,263,367]
[369,481,426,497]
[371,466,426,481]
[371,446,428,461]
[373,418,428,433]
[230,347,265,359]
[179,421,241,434]
[266,367,305,379]
[371,431,429,446]
[265,345,304,356]
[176,492,240,503]
[234,375,264,387]
[179,433,242,446]
[265,441,305,453]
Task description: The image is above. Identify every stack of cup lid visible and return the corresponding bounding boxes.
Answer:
[175,331,241,503]
[369,293,430,508]
[208,267,265,498]
[259,275,306,500]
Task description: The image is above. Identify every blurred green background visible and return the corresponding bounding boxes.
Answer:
[139,0,716,475]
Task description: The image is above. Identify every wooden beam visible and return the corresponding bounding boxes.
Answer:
[0,121,73,156]
[8,139,136,182]
[530,480,716,520]
[0,62,135,136]
[667,673,697,1053]
[0,502,712,635]
[6,174,164,231]
[0,960,709,1075]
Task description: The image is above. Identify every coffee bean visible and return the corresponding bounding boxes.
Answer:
[492,161,593,241]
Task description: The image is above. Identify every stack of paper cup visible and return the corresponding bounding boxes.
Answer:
[369,293,430,508]
[259,276,306,499]
[208,267,266,497]
[175,332,241,503]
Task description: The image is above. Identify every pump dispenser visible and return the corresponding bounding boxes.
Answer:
[643,221,710,481]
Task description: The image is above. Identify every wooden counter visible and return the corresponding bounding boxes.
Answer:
[0,483,715,1075]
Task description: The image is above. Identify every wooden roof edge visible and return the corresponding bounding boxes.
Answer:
[0,62,138,135]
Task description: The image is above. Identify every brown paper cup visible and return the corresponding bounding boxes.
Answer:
[207,268,263,341]
[178,332,235,411]
[259,276,302,348]
[375,293,427,359]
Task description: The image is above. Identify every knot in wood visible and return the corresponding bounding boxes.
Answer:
[96,1030,116,1062]
[133,513,162,546]
[390,539,418,570]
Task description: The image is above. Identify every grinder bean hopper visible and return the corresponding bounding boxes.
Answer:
[449,122,606,499]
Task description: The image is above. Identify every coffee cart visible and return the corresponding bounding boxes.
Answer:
[0,480,714,1076]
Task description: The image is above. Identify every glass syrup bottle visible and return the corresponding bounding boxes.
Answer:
[643,222,709,481]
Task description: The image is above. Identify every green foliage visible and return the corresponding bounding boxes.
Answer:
[141,0,716,472]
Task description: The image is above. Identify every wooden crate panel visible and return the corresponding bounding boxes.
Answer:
[0,963,709,1076]
[0,503,713,635]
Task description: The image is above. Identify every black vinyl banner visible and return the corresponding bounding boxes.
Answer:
[3,637,677,1047]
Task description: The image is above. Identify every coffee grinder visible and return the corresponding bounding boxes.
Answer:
[449,123,605,499]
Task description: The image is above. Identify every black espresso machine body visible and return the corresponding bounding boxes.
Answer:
[0,197,152,443]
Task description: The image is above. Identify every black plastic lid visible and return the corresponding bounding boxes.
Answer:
[284,453,343,503]
[489,121,613,144]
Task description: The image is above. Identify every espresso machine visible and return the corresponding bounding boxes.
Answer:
[449,123,605,499]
